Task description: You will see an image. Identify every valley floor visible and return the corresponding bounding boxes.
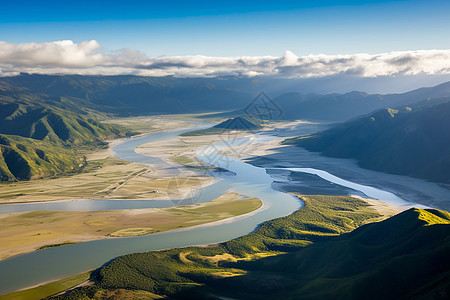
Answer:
[0,115,259,259]
[0,191,261,260]
[1,113,447,299]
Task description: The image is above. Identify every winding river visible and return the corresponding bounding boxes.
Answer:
[0,124,302,294]
[0,122,437,295]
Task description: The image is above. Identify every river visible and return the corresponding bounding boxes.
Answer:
[0,123,301,294]
[0,122,441,295]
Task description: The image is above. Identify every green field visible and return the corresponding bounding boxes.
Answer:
[0,272,92,300]
[0,192,261,259]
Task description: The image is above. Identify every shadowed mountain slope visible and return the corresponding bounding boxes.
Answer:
[194,208,450,300]
[286,99,450,183]
[48,197,450,300]
[3,74,450,121]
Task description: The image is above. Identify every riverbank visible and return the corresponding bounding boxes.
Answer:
[0,193,398,300]
[238,132,450,211]
[0,116,433,296]
[0,191,261,260]
[0,116,208,205]
[45,194,401,300]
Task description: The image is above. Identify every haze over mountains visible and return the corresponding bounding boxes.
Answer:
[1,73,450,183]
[1,74,450,300]
[287,99,450,183]
[3,73,450,121]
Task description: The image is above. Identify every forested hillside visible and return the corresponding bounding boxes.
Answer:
[0,81,130,182]
[286,99,450,183]
[48,195,450,300]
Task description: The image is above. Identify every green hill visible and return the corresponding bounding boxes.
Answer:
[181,117,260,136]
[0,101,124,146]
[0,82,130,182]
[213,117,259,130]
[48,196,450,300]
[286,100,450,183]
[0,134,83,181]
[215,208,450,300]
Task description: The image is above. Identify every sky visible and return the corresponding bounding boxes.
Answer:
[1,0,450,81]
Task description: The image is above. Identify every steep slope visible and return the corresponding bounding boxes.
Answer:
[49,197,450,300]
[180,116,260,136]
[271,81,450,121]
[0,82,130,182]
[0,134,83,181]
[4,74,450,121]
[199,208,450,300]
[1,74,250,114]
[0,81,127,146]
[0,102,124,146]
[286,100,450,183]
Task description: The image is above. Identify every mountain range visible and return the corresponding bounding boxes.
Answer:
[3,74,450,121]
[2,74,450,182]
[286,98,450,183]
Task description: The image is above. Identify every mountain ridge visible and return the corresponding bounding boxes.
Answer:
[3,74,450,121]
[285,99,450,183]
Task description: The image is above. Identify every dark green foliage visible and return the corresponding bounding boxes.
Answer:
[0,81,132,182]
[57,195,383,299]
[287,100,450,183]
[1,147,31,180]
[208,208,450,300]
[58,196,450,299]
[48,286,100,300]
[0,134,84,181]
[51,197,450,299]
[222,195,378,257]
[0,102,127,147]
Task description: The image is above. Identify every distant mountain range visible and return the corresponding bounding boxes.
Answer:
[271,80,450,121]
[3,74,450,121]
[0,74,252,114]
[286,99,450,183]
[2,74,450,182]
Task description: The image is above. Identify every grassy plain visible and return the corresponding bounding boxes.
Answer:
[44,195,450,300]
[46,194,392,299]
[0,116,211,204]
[0,271,92,300]
[0,192,261,260]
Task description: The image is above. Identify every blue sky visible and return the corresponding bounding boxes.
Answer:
[1,0,450,56]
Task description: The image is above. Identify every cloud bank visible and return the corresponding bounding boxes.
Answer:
[1,40,450,78]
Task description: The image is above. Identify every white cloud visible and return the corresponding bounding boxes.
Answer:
[1,40,450,78]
